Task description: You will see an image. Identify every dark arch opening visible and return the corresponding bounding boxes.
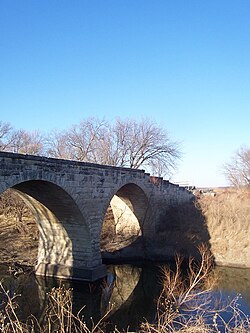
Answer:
[100,183,151,254]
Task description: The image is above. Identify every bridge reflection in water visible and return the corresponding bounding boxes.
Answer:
[0,263,160,330]
[0,264,249,331]
[37,264,161,330]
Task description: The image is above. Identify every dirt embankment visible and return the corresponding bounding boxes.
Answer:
[0,189,38,267]
[0,214,38,267]
[196,189,250,268]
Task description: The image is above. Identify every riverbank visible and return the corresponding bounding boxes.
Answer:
[196,188,250,268]
[0,214,38,267]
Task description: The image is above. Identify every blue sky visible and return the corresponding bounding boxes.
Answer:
[1,0,249,187]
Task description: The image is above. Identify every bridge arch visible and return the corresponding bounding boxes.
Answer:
[100,182,152,254]
[5,180,93,280]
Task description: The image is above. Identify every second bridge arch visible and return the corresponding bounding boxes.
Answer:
[100,183,153,259]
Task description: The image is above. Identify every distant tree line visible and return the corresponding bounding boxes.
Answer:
[0,118,181,178]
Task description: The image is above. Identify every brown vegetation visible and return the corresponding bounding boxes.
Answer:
[0,189,38,267]
[196,188,250,268]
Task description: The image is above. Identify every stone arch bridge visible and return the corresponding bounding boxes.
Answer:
[0,152,196,281]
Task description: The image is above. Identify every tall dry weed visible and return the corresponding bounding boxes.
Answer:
[141,245,250,333]
[196,189,250,267]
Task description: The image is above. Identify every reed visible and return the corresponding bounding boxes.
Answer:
[0,246,249,332]
[141,245,250,332]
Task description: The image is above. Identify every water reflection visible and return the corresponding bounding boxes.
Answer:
[0,265,41,321]
[105,264,160,330]
[0,264,249,331]
[214,266,250,301]
[101,265,141,315]
[213,266,250,318]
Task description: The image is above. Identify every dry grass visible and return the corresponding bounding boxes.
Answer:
[0,189,38,267]
[0,245,249,333]
[0,283,111,333]
[196,189,250,267]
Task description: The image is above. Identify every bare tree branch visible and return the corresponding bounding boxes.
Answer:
[223,146,250,188]
[0,121,13,151]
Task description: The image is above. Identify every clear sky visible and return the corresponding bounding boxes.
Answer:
[1,1,249,187]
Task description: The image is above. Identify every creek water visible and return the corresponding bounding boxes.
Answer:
[0,263,249,331]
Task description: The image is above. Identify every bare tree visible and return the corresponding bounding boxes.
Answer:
[0,122,45,156]
[223,146,250,187]
[45,117,181,177]
[46,118,107,162]
[0,121,13,151]
[67,118,107,162]
[125,118,180,173]
[93,119,132,167]
[98,118,181,177]
[46,129,75,159]
[8,129,45,155]
[0,189,34,233]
